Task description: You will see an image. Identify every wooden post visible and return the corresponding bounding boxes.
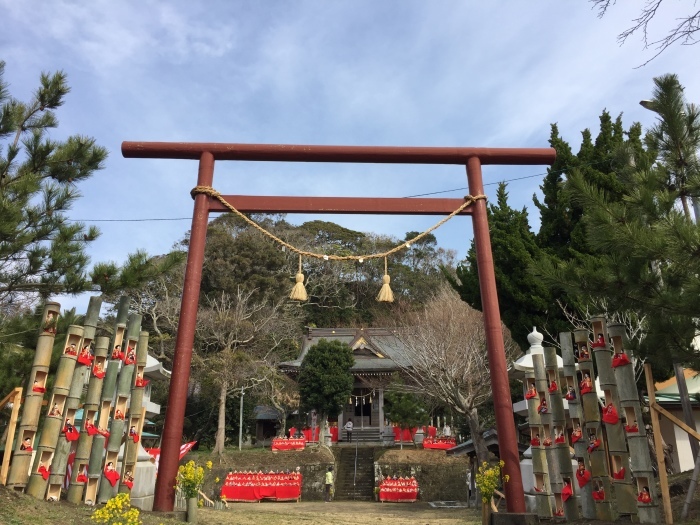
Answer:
[644,363,673,524]
[0,388,22,485]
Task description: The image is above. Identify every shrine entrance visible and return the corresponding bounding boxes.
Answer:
[122,141,555,513]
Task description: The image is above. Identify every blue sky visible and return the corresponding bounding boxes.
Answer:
[2,1,698,312]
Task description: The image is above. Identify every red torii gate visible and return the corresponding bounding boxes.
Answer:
[122,141,556,513]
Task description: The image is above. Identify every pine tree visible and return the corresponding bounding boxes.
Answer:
[537,74,700,371]
[383,382,428,449]
[0,61,107,310]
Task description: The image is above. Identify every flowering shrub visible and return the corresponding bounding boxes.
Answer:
[475,460,509,504]
[91,492,141,525]
[176,460,213,499]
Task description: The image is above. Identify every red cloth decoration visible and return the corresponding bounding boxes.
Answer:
[124,480,134,490]
[38,465,50,480]
[571,431,582,444]
[422,437,456,450]
[220,472,303,502]
[548,381,558,393]
[427,426,437,438]
[576,469,591,488]
[329,426,338,442]
[592,489,605,501]
[77,473,88,483]
[98,429,110,438]
[63,426,80,441]
[92,366,105,379]
[104,467,120,487]
[21,445,33,452]
[378,477,419,503]
[625,424,639,434]
[271,438,306,451]
[530,438,540,447]
[524,390,537,400]
[561,484,573,502]
[612,352,631,368]
[579,382,593,395]
[555,436,566,444]
[111,350,124,361]
[613,467,626,480]
[135,377,150,387]
[77,352,94,366]
[602,404,619,425]
[32,385,46,393]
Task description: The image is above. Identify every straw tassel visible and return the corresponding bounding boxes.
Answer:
[376,257,394,302]
[289,255,308,301]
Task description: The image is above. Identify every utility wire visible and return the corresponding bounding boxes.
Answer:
[68,158,611,223]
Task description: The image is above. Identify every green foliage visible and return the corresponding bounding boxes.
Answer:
[90,493,141,525]
[383,381,428,431]
[446,183,564,348]
[537,74,700,371]
[0,61,107,309]
[475,460,508,504]
[297,339,353,418]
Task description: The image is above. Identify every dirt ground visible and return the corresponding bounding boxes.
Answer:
[0,484,481,525]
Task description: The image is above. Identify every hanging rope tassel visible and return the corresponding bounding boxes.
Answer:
[376,257,394,303]
[289,255,308,301]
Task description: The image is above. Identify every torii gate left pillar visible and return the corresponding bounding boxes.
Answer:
[122,141,556,513]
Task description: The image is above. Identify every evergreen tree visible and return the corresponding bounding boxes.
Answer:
[297,339,354,420]
[383,380,428,449]
[446,183,561,348]
[537,74,700,371]
[0,61,107,310]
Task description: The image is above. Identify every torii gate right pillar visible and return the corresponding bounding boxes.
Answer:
[467,156,525,513]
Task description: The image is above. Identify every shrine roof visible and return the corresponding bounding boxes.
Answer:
[279,327,410,373]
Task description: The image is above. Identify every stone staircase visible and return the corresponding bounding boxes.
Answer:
[340,427,381,443]
[334,446,375,501]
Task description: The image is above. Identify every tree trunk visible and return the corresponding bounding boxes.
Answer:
[213,379,228,456]
[466,407,489,465]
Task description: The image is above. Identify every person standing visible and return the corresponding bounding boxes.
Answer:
[325,466,334,502]
[344,418,353,442]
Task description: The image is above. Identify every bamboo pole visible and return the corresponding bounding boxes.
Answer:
[0,388,23,485]
[644,363,673,524]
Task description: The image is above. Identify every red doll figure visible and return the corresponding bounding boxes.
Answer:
[592,483,605,501]
[548,379,558,393]
[579,374,593,395]
[587,435,601,453]
[571,425,583,444]
[537,398,548,414]
[612,349,631,368]
[576,462,591,488]
[561,480,573,502]
[530,434,541,447]
[613,467,626,480]
[20,437,33,451]
[591,333,606,348]
[524,384,537,400]
[104,462,120,487]
[637,486,652,504]
[602,403,619,425]
[564,386,576,400]
[625,421,639,434]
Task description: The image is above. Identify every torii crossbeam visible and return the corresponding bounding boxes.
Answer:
[122,141,556,513]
